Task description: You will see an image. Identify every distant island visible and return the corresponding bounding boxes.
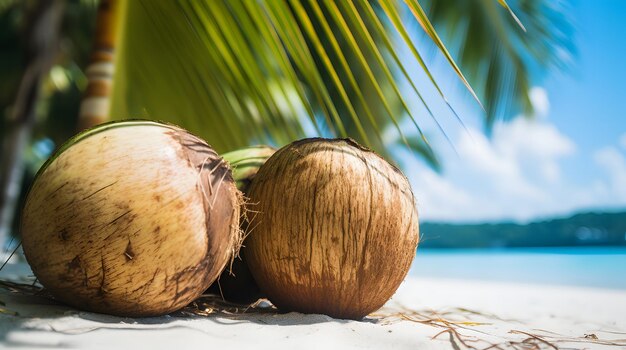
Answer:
[419,211,626,248]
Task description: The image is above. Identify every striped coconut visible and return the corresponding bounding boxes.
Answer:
[245,138,419,320]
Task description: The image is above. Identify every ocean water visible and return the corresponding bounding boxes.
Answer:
[409,246,626,290]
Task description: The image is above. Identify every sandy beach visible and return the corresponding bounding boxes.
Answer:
[0,262,624,349]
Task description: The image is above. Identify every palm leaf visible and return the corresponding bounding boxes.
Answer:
[421,0,573,127]
[497,0,526,31]
[401,0,482,108]
[110,0,479,164]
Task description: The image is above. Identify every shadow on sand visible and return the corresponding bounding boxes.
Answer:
[0,280,375,348]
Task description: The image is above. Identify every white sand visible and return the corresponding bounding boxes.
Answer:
[0,262,624,350]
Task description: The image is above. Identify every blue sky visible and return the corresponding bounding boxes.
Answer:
[398,1,626,223]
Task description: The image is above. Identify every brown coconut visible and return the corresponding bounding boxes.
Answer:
[20,121,241,317]
[245,138,419,320]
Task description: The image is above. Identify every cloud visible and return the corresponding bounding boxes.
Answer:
[594,147,626,201]
[406,87,587,222]
[409,119,577,222]
[456,127,546,200]
[494,119,575,159]
[492,118,575,182]
[529,87,550,117]
[404,87,626,223]
[412,167,473,219]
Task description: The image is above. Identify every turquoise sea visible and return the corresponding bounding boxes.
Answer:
[409,247,626,290]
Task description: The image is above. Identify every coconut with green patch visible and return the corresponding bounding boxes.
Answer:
[245,138,419,320]
[20,120,242,317]
[207,145,275,304]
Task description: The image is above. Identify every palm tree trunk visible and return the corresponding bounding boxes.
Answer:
[0,0,65,252]
[77,0,121,131]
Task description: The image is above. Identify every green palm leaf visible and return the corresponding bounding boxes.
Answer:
[110,0,474,166]
[421,0,573,127]
[110,0,570,164]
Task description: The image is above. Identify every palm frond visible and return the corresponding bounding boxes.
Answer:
[497,0,526,31]
[421,0,573,127]
[110,0,477,165]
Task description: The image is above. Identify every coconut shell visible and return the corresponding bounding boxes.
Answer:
[206,146,275,304]
[21,121,241,317]
[246,138,419,320]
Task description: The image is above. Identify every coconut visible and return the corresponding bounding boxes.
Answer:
[206,145,275,304]
[20,120,241,317]
[245,138,419,320]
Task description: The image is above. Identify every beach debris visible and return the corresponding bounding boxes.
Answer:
[375,306,626,349]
